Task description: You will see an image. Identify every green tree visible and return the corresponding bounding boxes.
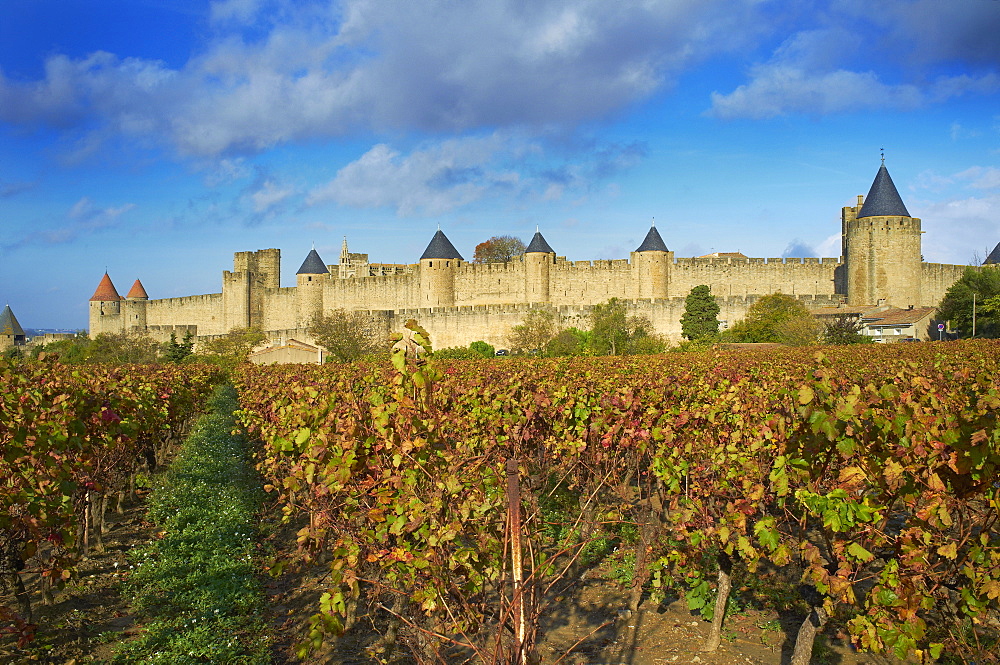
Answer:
[822,315,872,345]
[937,265,1000,338]
[545,328,589,357]
[679,285,721,341]
[199,327,267,369]
[87,330,161,364]
[588,298,663,355]
[508,309,557,354]
[469,340,495,358]
[473,235,526,264]
[162,331,195,363]
[308,310,384,362]
[724,293,820,346]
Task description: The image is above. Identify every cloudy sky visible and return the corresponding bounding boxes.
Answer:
[2,0,999,329]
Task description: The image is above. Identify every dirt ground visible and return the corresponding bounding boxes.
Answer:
[3,497,897,665]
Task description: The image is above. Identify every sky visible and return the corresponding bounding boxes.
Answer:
[2,0,999,329]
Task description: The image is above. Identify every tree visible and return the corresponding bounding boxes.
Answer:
[200,327,267,369]
[724,293,820,346]
[679,285,721,341]
[937,265,1000,338]
[545,328,588,357]
[822,315,872,345]
[588,298,663,355]
[308,310,385,362]
[473,235,526,264]
[162,331,195,363]
[87,331,160,364]
[507,309,557,354]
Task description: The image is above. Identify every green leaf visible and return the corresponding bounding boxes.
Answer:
[847,542,874,562]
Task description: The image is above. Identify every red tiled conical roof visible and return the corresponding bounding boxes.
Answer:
[126,279,149,299]
[90,273,123,301]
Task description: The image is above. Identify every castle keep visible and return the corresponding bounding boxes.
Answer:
[89,164,968,349]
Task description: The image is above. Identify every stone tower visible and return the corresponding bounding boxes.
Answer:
[524,229,555,303]
[89,273,123,336]
[0,304,26,351]
[223,249,281,330]
[631,221,672,299]
[419,229,463,307]
[296,247,328,326]
[843,163,922,306]
[123,279,149,331]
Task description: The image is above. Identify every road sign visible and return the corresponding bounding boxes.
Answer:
[937,323,945,331]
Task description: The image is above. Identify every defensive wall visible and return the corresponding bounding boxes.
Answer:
[88,163,977,351]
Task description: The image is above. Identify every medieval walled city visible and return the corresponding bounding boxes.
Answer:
[87,164,970,352]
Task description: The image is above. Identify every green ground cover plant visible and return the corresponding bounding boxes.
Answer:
[113,385,269,664]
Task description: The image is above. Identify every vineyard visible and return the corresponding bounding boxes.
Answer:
[2,335,1000,663]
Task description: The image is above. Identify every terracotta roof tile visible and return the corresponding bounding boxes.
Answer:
[90,273,123,302]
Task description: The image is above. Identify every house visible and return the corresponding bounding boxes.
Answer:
[248,338,326,365]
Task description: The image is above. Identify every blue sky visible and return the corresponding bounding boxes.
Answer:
[2,0,999,329]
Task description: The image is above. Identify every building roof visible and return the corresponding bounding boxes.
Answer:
[858,164,911,218]
[525,230,555,254]
[126,279,149,299]
[864,306,936,327]
[419,229,464,261]
[0,305,24,337]
[296,248,330,274]
[635,224,669,252]
[90,273,123,301]
[985,241,1000,265]
[698,252,748,259]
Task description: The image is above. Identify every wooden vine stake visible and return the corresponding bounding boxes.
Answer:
[506,457,526,664]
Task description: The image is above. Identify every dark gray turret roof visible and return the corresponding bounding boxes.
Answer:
[525,230,555,254]
[420,229,464,261]
[0,305,24,337]
[858,165,910,218]
[985,242,1000,265]
[635,224,668,252]
[296,248,329,274]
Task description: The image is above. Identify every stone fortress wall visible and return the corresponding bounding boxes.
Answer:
[88,165,974,351]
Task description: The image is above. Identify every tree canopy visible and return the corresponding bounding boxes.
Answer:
[473,235,526,264]
[724,293,820,346]
[308,310,385,362]
[588,298,663,355]
[507,309,557,354]
[679,285,720,341]
[936,265,1000,338]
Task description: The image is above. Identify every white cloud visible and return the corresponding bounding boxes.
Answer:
[250,180,294,212]
[307,133,645,215]
[0,0,758,157]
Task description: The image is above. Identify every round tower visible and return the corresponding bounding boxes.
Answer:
[89,273,123,336]
[123,279,149,331]
[419,229,463,307]
[844,163,922,307]
[524,228,555,303]
[296,247,329,326]
[631,221,671,299]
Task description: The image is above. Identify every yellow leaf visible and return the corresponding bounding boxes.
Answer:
[937,542,958,560]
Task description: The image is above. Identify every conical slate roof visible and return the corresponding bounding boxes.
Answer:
[420,229,464,261]
[985,242,1000,265]
[90,273,122,301]
[858,165,910,218]
[296,248,330,275]
[635,224,668,252]
[525,230,555,254]
[0,305,24,337]
[126,279,149,299]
